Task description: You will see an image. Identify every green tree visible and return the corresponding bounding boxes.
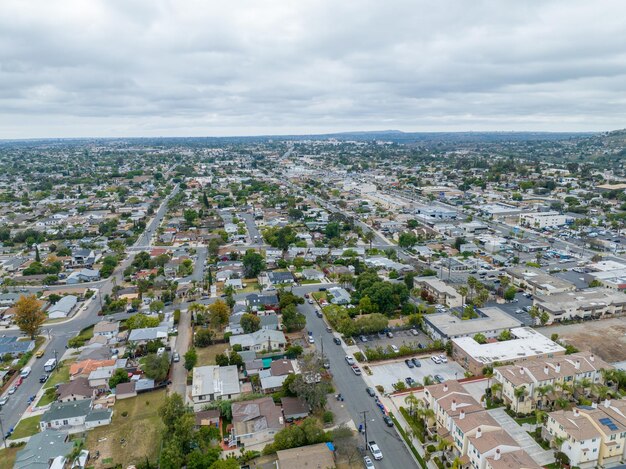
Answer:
[282,304,306,332]
[108,368,130,389]
[143,353,171,381]
[473,333,487,344]
[194,329,213,347]
[126,313,161,330]
[242,250,265,277]
[240,313,261,333]
[398,232,418,248]
[184,348,198,371]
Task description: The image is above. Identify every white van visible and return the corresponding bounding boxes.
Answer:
[44,358,57,372]
[20,366,32,378]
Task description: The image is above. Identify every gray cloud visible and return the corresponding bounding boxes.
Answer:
[1,0,626,137]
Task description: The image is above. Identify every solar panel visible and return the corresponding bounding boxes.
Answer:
[608,424,619,431]
[599,418,611,424]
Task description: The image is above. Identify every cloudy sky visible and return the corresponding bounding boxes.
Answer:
[1,0,626,138]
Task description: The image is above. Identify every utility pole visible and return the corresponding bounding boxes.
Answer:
[53,349,58,367]
[0,413,6,449]
[361,410,369,447]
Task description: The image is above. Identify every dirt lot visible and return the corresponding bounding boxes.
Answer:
[86,389,166,468]
[537,317,626,362]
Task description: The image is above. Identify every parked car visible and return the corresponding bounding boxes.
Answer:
[431,356,441,364]
[345,355,355,365]
[434,374,445,383]
[35,350,44,358]
[366,387,375,397]
[383,415,394,427]
[411,358,421,367]
[333,337,341,345]
[410,329,419,336]
[308,299,314,304]
[39,375,48,383]
[405,377,415,386]
[364,456,375,469]
[8,386,17,395]
[439,354,448,363]
[404,359,414,369]
[352,366,362,375]
[308,336,315,344]
[173,352,180,362]
[386,331,394,338]
[0,396,8,407]
[360,335,368,343]
[390,344,399,353]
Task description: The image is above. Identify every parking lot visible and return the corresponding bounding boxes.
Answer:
[355,328,433,353]
[488,292,534,326]
[368,356,466,392]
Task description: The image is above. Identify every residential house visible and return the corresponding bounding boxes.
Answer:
[66,268,100,284]
[281,396,310,421]
[245,293,279,311]
[127,326,169,344]
[14,429,74,469]
[265,271,296,286]
[47,295,78,319]
[231,397,284,449]
[88,366,116,390]
[70,359,116,380]
[57,377,95,402]
[192,365,241,410]
[39,399,112,432]
[0,336,35,357]
[93,320,120,340]
[327,286,351,305]
[229,330,286,353]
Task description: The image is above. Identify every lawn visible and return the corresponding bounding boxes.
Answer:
[44,360,72,390]
[239,279,262,293]
[86,389,167,468]
[312,291,327,301]
[196,342,229,366]
[0,446,21,469]
[36,387,57,407]
[11,415,41,440]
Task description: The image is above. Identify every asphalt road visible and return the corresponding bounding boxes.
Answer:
[0,185,179,434]
[297,300,418,469]
[238,212,263,245]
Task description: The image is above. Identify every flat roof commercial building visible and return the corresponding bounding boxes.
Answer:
[423,307,521,343]
[533,288,626,324]
[505,266,576,296]
[451,327,565,375]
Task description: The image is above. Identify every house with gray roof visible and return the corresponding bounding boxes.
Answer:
[127,326,169,344]
[266,271,296,285]
[192,365,241,410]
[47,295,78,319]
[66,268,100,284]
[14,429,74,469]
[229,329,286,353]
[328,287,351,305]
[0,336,35,357]
[39,399,112,432]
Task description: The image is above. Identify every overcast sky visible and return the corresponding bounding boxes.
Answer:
[1,0,626,138]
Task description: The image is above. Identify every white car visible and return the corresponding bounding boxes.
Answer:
[345,355,355,365]
[431,356,441,364]
[410,329,419,336]
[364,456,375,469]
[390,344,399,353]
[308,336,315,344]
[368,441,383,460]
[439,355,448,363]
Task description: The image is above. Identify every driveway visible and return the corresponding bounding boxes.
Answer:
[487,408,554,466]
[171,307,192,400]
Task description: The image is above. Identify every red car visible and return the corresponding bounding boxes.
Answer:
[16,377,23,386]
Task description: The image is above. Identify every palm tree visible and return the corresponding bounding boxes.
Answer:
[423,375,435,386]
[490,382,503,400]
[535,384,553,409]
[364,231,375,250]
[514,386,528,414]
[555,397,570,410]
[535,409,548,426]
[404,392,419,416]
[458,286,468,306]
[592,383,611,404]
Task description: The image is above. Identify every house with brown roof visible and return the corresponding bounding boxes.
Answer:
[231,397,284,449]
[114,382,137,400]
[57,377,95,403]
[281,396,309,422]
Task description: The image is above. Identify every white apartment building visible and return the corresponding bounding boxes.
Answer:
[519,211,569,229]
